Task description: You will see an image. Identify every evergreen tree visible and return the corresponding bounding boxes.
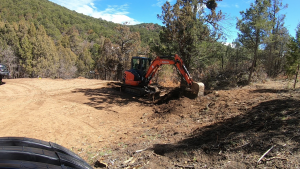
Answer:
[236,0,272,84]
[34,25,59,77]
[114,24,141,70]
[157,0,223,70]
[56,44,78,79]
[19,35,34,76]
[28,22,37,37]
[286,23,300,88]
[264,0,288,77]
[97,38,120,80]
[77,47,94,77]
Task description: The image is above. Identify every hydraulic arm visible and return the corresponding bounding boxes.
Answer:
[144,54,194,87]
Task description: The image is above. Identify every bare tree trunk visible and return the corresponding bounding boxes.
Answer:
[236,49,239,72]
[248,48,258,84]
[268,47,273,76]
[294,64,299,89]
[221,54,224,70]
[248,29,260,84]
[248,65,254,84]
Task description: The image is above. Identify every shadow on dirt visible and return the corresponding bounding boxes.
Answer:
[151,98,300,158]
[72,83,153,110]
[73,82,191,110]
[154,87,182,105]
[252,89,290,93]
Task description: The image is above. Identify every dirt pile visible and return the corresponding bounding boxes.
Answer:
[94,82,300,168]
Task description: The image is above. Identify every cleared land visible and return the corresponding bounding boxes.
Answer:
[0,78,299,168]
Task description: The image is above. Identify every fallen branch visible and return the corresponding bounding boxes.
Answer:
[135,148,148,153]
[229,142,250,151]
[265,156,287,161]
[287,134,300,141]
[175,164,195,168]
[257,145,276,164]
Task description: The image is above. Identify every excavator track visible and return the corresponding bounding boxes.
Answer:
[121,85,146,96]
[121,85,160,97]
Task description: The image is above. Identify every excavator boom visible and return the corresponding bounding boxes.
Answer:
[144,54,193,86]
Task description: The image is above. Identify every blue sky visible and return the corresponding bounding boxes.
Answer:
[49,0,300,43]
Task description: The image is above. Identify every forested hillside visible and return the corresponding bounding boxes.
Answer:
[0,0,161,79]
[0,0,299,88]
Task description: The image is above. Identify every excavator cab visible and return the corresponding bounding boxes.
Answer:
[123,57,151,87]
[131,57,151,74]
[130,57,152,80]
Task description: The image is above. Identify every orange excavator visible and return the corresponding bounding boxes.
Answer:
[122,54,203,97]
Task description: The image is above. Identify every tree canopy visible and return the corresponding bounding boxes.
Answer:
[0,0,161,79]
[156,0,224,71]
[237,0,271,84]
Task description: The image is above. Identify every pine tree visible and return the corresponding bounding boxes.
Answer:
[236,0,272,84]
[157,0,223,70]
[20,34,34,76]
[56,44,77,79]
[264,0,288,77]
[34,25,59,78]
[97,38,120,80]
[77,47,94,77]
[286,23,300,88]
[114,24,141,70]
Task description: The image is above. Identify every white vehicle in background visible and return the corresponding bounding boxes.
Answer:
[0,64,9,85]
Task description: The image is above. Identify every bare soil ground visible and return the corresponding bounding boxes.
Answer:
[0,78,299,168]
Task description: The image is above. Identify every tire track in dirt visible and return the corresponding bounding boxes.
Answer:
[0,79,94,137]
[0,80,45,110]
[0,80,47,137]
[0,78,149,155]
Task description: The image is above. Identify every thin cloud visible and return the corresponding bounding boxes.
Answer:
[218,2,239,8]
[49,0,141,25]
[244,0,254,4]
[50,0,94,11]
[153,0,173,7]
[222,42,235,48]
[218,2,230,8]
[90,3,96,9]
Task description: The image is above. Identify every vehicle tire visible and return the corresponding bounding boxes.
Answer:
[0,137,93,169]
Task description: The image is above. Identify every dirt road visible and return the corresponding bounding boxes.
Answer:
[0,78,299,168]
[0,78,152,151]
